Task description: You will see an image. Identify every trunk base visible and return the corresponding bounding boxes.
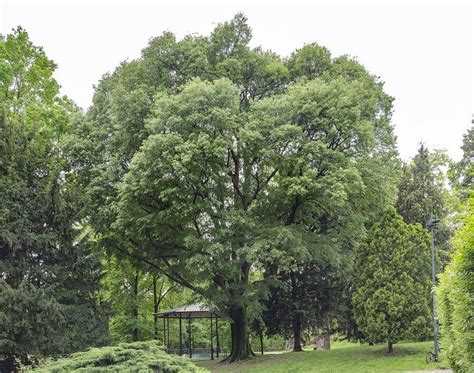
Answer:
[224,305,255,362]
[388,341,394,353]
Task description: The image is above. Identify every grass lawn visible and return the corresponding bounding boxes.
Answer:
[196,341,450,373]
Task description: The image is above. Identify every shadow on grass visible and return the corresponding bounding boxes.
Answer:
[363,345,421,357]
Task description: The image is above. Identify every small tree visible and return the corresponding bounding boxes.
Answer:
[352,207,432,353]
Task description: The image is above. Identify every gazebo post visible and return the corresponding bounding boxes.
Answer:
[166,316,170,350]
[188,315,192,358]
[163,317,167,349]
[210,314,214,360]
[215,315,220,357]
[156,303,222,359]
[179,313,183,355]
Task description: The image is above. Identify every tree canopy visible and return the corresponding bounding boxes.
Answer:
[1,14,469,371]
[99,14,399,361]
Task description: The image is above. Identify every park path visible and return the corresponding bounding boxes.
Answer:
[405,370,452,373]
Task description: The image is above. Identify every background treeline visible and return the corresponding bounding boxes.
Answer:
[0,14,472,372]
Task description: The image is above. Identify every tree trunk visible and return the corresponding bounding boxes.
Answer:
[323,315,331,350]
[388,341,393,353]
[132,272,139,342]
[314,327,325,350]
[153,276,158,339]
[292,313,303,352]
[225,305,254,362]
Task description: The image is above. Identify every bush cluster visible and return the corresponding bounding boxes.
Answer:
[35,340,207,372]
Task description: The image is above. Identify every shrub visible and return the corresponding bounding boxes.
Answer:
[35,340,208,372]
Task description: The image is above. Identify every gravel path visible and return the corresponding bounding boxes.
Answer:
[405,369,453,373]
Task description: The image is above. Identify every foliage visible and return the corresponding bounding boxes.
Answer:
[449,125,474,199]
[73,12,398,362]
[262,263,347,351]
[35,340,207,372]
[114,63,397,359]
[352,207,432,352]
[0,27,108,370]
[287,43,331,81]
[437,195,474,373]
[396,144,454,266]
[100,256,178,343]
[0,280,64,368]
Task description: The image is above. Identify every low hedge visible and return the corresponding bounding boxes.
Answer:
[35,340,208,372]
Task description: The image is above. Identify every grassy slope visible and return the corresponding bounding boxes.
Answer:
[197,341,450,373]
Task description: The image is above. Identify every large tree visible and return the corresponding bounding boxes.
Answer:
[352,207,432,353]
[75,14,398,361]
[114,64,397,362]
[0,28,107,371]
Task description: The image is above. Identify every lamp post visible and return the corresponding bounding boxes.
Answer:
[427,217,440,362]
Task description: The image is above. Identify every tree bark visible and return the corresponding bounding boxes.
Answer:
[292,313,303,352]
[388,341,393,353]
[225,305,254,362]
[314,327,325,350]
[323,315,331,350]
[153,276,158,339]
[132,272,139,341]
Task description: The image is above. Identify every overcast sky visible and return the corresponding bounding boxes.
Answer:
[1,0,472,161]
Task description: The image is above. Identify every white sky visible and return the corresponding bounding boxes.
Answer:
[1,0,472,161]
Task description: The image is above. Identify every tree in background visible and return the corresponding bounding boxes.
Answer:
[396,144,445,225]
[0,28,107,371]
[353,207,432,353]
[449,125,473,198]
[396,144,454,266]
[101,256,176,343]
[262,262,346,352]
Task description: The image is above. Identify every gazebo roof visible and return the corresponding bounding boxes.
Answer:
[155,303,219,319]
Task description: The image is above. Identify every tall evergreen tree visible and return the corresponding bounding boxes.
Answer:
[449,125,474,197]
[396,144,453,265]
[396,144,445,225]
[0,28,107,371]
[352,207,432,353]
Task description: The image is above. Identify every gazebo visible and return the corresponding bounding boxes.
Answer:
[155,303,222,360]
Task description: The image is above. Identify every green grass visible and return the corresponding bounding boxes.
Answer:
[197,341,450,373]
